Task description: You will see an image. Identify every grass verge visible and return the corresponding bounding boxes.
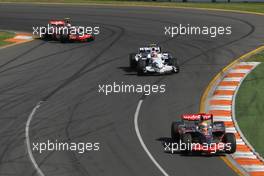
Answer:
[236,50,264,158]
[0,31,15,47]
[0,1,264,14]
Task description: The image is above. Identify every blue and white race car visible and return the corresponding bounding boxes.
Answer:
[129,44,180,75]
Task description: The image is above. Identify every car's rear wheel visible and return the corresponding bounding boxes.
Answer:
[60,34,69,43]
[223,133,236,154]
[171,121,182,142]
[170,58,180,73]
[137,60,146,76]
[86,36,94,42]
[129,53,137,68]
[41,33,51,41]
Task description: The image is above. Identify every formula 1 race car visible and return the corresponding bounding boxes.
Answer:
[171,113,236,155]
[59,26,95,43]
[129,44,180,75]
[40,18,95,43]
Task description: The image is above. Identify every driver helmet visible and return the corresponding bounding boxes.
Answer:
[151,49,158,58]
[65,18,71,27]
[199,121,208,133]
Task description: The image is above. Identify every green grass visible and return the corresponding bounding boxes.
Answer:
[236,51,264,157]
[0,31,15,46]
[0,1,264,14]
[248,51,264,62]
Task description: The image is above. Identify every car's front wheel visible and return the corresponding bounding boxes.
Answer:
[223,133,236,154]
[181,133,192,154]
[137,60,146,76]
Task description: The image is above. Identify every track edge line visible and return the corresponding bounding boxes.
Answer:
[25,101,45,176]
[134,99,169,176]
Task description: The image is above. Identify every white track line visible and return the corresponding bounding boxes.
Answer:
[233,152,257,159]
[211,95,233,100]
[209,105,231,111]
[14,35,33,40]
[229,69,250,73]
[238,62,260,66]
[213,116,232,122]
[134,99,169,176]
[223,77,243,82]
[242,165,264,172]
[237,139,246,145]
[216,86,237,91]
[225,127,237,133]
[25,101,45,176]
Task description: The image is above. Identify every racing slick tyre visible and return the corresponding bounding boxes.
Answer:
[223,133,236,154]
[170,58,180,73]
[86,36,95,42]
[60,34,70,43]
[41,33,51,41]
[129,53,137,69]
[181,133,192,154]
[171,121,182,142]
[137,60,146,76]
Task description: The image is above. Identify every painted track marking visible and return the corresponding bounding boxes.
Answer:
[208,62,264,175]
[134,99,169,176]
[25,101,45,176]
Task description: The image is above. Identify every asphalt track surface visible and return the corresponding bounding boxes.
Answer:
[0,3,263,176]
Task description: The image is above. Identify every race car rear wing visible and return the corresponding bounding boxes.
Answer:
[49,20,65,25]
[181,113,212,121]
[139,46,161,53]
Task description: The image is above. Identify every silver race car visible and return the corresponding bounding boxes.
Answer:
[129,44,180,75]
